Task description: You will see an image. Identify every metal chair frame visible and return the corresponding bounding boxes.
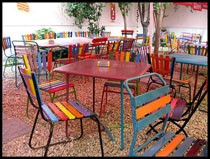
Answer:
[18,66,104,157]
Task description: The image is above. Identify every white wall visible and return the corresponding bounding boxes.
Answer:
[3,2,208,41]
[162,5,208,42]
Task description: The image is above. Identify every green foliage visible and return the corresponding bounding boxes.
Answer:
[35,28,55,39]
[118,2,131,16]
[65,3,105,35]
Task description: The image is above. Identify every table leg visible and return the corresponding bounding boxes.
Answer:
[178,63,183,94]
[193,65,199,99]
[93,77,95,112]
[120,81,124,150]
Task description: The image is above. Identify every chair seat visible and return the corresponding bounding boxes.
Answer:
[141,132,207,157]
[104,80,136,89]
[39,80,75,93]
[42,100,95,122]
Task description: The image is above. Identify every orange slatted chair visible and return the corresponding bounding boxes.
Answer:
[18,66,104,157]
[147,53,192,103]
[124,73,207,157]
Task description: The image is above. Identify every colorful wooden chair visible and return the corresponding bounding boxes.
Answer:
[124,72,207,157]
[18,66,104,157]
[186,44,208,74]
[146,78,208,137]
[2,36,24,78]
[101,38,121,59]
[147,53,192,103]
[56,31,72,38]
[99,51,137,117]
[135,45,150,63]
[54,43,89,67]
[78,37,108,60]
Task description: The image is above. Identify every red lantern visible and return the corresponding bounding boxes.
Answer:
[110,3,116,21]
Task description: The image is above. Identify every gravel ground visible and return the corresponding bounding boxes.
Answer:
[2,67,208,157]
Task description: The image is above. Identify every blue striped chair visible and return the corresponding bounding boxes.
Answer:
[124,73,207,157]
[18,66,104,157]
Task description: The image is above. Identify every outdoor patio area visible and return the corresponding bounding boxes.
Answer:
[2,66,207,157]
[2,2,208,157]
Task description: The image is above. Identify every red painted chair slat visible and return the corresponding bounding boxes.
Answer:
[185,139,206,156]
[47,102,68,120]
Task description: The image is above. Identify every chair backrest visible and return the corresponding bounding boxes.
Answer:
[41,32,56,39]
[12,40,52,80]
[147,53,175,85]
[2,36,13,56]
[187,45,208,56]
[124,73,172,155]
[136,45,150,63]
[22,33,39,41]
[89,37,108,55]
[57,31,72,38]
[69,43,89,60]
[121,38,135,52]
[18,66,52,121]
[170,38,180,53]
[121,30,134,38]
[101,31,111,38]
[75,31,88,37]
[135,33,150,47]
[113,51,131,62]
[106,39,121,54]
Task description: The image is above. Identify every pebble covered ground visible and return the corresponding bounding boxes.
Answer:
[2,66,208,157]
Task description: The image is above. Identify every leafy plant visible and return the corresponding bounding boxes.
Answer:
[35,28,55,39]
[65,3,105,35]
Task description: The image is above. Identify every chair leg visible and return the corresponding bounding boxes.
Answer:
[99,85,106,117]
[91,116,104,157]
[26,96,30,118]
[72,86,77,100]
[3,57,9,77]
[29,110,40,149]
[44,122,54,157]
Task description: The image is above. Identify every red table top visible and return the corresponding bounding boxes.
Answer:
[35,37,93,48]
[53,59,151,81]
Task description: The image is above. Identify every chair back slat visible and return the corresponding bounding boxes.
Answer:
[150,54,174,77]
[136,46,149,63]
[136,94,171,120]
[19,67,36,98]
[47,51,53,72]
[134,85,169,107]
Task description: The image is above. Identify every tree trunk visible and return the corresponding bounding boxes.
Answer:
[123,14,127,38]
[138,3,150,36]
[143,26,148,35]
[154,3,164,54]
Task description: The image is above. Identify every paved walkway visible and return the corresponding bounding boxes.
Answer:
[2,113,32,144]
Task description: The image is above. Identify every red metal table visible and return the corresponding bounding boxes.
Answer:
[53,59,151,150]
